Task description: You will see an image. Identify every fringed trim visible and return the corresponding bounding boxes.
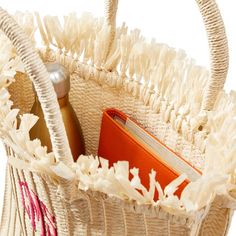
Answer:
[34,13,212,150]
[204,91,236,176]
[41,48,208,153]
[0,12,236,216]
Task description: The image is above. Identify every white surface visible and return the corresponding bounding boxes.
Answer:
[0,0,235,234]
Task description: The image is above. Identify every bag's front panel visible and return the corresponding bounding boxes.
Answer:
[84,193,193,236]
[5,148,196,236]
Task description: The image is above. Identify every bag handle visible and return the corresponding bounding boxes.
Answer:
[105,0,229,115]
[0,8,73,166]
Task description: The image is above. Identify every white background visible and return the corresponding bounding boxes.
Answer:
[0,0,235,234]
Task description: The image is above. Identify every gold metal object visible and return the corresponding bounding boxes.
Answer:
[30,63,85,161]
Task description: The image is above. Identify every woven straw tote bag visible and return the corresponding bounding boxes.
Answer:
[0,0,236,235]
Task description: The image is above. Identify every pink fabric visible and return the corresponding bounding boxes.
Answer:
[19,181,57,236]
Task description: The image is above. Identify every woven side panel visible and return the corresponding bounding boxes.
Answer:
[0,166,12,235]
[198,198,231,236]
[0,166,22,236]
[65,198,91,236]
[12,168,34,236]
[144,217,190,236]
[102,200,125,235]
[145,217,169,235]
[124,211,147,235]
[170,223,190,236]
[86,194,105,235]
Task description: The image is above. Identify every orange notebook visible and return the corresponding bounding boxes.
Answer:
[98,108,201,198]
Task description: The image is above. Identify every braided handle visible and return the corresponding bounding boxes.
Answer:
[104,0,118,61]
[105,0,229,113]
[0,8,73,165]
[196,0,229,111]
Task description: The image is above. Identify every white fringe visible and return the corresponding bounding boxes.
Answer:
[0,12,235,215]
[35,13,212,148]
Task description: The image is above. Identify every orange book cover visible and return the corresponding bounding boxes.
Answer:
[98,108,201,198]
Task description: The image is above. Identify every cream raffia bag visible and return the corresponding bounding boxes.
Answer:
[0,0,236,235]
